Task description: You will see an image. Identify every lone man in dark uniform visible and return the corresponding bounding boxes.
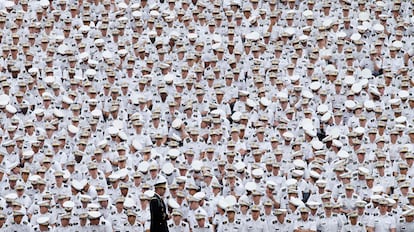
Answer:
[150,176,169,232]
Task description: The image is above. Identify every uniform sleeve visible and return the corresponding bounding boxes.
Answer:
[337,217,343,231]
[389,216,396,229]
[145,135,153,147]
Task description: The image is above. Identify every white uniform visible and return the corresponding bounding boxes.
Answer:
[167,220,190,232]
[242,217,268,232]
[122,221,145,232]
[317,214,342,232]
[397,218,414,232]
[367,213,396,232]
[192,223,214,232]
[218,218,243,232]
[341,221,366,232]
[268,218,293,232]
[3,221,33,232]
[293,218,317,232]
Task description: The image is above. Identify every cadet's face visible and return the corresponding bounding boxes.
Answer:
[190,199,202,208]
[325,207,332,214]
[227,211,235,220]
[128,215,136,224]
[40,205,48,213]
[251,210,259,219]
[100,200,108,207]
[379,204,388,214]
[350,216,357,224]
[90,218,99,225]
[61,219,69,226]
[196,218,205,227]
[300,212,308,220]
[14,215,22,223]
[116,202,124,210]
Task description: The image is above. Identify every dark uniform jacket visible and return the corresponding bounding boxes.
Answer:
[150,193,169,232]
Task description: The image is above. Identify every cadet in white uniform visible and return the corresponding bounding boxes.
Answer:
[167,209,190,232]
[218,206,243,232]
[70,213,89,232]
[397,209,414,232]
[192,212,214,232]
[242,205,268,232]
[3,210,33,232]
[317,203,342,232]
[293,207,316,232]
[341,211,366,232]
[122,210,145,232]
[54,214,71,231]
[268,209,293,231]
[86,211,112,232]
[367,199,396,232]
